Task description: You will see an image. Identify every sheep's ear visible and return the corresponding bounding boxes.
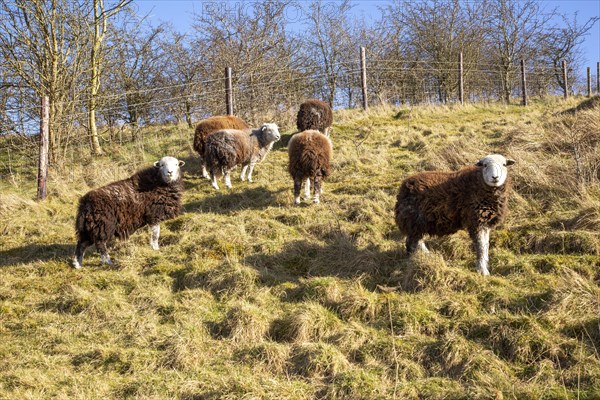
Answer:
[178,160,185,167]
[506,158,516,166]
[475,160,484,167]
[261,125,267,132]
[154,161,160,168]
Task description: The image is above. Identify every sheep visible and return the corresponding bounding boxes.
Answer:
[204,123,280,190]
[193,115,250,178]
[72,156,185,268]
[287,129,333,204]
[394,154,515,276]
[296,99,333,136]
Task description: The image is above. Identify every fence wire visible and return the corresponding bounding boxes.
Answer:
[1,60,598,186]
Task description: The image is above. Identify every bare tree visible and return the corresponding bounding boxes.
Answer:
[87,0,131,155]
[104,21,166,127]
[542,14,599,95]
[301,0,353,107]
[192,0,300,123]
[0,0,88,161]
[377,0,489,104]
[160,29,207,128]
[487,0,555,103]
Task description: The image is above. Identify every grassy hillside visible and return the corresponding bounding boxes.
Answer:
[1,97,599,399]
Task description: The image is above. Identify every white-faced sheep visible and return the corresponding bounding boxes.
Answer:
[204,123,280,190]
[73,156,185,268]
[394,154,515,276]
[193,115,250,178]
[288,129,333,204]
[297,99,333,136]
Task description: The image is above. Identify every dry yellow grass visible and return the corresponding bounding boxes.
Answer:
[0,96,599,399]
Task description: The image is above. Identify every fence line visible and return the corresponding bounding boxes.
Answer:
[1,47,599,194]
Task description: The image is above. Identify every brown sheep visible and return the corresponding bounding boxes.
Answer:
[73,156,185,268]
[193,115,250,178]
[394,154,515,275]
[296,99,333,136]
[204,123,280,190]
[288,129,333,204]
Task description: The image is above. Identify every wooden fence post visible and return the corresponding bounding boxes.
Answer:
[562,60,568,99]
[225,66,233,115]
[597,62,599,94]
[458,52,464,105]
[37,96,49,200]
[520,59,528,106]
[587,67,592,97]
[360,46,368,110]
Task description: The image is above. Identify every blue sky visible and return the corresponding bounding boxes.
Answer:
[132,0,600,68]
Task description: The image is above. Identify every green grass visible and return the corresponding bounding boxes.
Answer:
[1,97,599,399]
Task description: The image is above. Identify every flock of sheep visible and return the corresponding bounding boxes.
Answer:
[73,99,515,276]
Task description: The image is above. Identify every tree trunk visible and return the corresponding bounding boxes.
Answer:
[89,0,104,156]
[185,101,193,128]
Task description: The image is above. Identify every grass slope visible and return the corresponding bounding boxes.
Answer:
[1,97,599,399]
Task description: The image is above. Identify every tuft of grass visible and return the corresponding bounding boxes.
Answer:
[1,97,600,398]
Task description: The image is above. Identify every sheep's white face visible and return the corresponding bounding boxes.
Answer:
[261,123,281,143]
[154,156,185,183]
[476,154,515,187]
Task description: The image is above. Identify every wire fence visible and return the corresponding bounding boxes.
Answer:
[1,54,599,190]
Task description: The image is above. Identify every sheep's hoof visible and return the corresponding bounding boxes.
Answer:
[313,198,320,204]
[294,197,301,205]
[72,259,82,269]
[212,184,220,190]
[151,244,159,251]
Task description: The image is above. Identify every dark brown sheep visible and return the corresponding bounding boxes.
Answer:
[204,123,280,190]
[193,115,250,178]
[287,130,333,204]
[73,156,185,268]
[296,99,333,136]
[394,154,515,275]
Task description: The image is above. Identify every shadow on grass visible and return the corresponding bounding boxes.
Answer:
[0,243,73,267]
[184,186,285,214]
[243,232,406,290]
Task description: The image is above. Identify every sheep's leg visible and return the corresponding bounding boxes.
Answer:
[73,240,90,269]
[312,177,322,204]
[293,178,302,205]
[304,178,311,200]
[96,242,113,266]
[417,241,430,253]
[240,165,248,181]
[473,227,491,276]
[150,224,160,250]
[247,163,256,183]
[201,162,210,179]
[210,171,220,190]
[224,170,232,189]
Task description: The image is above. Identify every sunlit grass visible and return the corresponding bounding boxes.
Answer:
[1,96,599,398]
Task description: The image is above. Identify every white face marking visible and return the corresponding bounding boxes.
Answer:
[261,123,281,142]
[477,154,511,187]
[155,156,183,184]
